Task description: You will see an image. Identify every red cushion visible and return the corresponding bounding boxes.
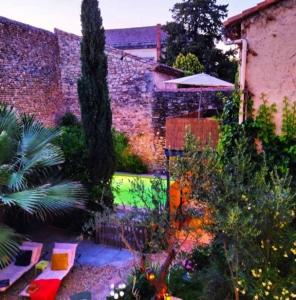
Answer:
[29,279,61,300]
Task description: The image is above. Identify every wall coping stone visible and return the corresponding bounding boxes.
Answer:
[0,15,55,36]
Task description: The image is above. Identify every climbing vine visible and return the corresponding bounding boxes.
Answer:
[219,92,296,180]
[254,93,277,144]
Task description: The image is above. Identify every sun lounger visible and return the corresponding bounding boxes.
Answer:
[19,243,78,300]
[0,241,43,292]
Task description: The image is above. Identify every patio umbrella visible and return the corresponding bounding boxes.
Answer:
[164,73,234,118]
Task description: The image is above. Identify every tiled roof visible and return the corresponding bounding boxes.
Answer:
[105,25,167,48]
[224,0,284,27]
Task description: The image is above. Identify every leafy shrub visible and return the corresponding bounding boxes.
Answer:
[112,128,148,174]
[219,92,296,181]
[106,266,156,300]
[177,244,211,273]
[58,111,80,127]
[56,113,148,177]
[180,132,296,299]
[173,52,204,74]
[58,125,89,182]
[167,266,202,300]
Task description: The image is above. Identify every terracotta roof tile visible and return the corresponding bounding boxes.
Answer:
[224,0,283,27]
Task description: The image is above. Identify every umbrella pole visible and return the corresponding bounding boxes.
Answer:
[198,86,203,119]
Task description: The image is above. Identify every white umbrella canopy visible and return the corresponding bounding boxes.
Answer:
[164,73,234,119]
[164,72,234,88]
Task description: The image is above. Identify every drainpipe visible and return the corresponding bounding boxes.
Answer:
[222,30,247,124]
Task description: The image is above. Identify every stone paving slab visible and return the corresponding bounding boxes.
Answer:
[29,225,134,267]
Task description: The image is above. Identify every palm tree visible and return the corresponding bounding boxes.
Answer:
[0,104,86,268]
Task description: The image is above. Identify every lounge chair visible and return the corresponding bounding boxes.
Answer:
[0,241,43,292]
[19,242,78,300]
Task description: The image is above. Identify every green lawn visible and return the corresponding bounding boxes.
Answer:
[112,173,167,207]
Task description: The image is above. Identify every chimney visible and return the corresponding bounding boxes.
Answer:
[156,24,161,61]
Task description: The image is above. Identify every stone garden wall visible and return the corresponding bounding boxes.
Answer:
[0,17,62,126]
[0,17,232,172]
[55,29,160,170]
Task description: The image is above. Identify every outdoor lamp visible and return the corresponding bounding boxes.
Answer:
[164,292,172,300]
[145,267,155,281]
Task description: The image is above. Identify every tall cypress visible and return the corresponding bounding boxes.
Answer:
[78,0,116,206]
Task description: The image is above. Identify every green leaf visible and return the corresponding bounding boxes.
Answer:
[0,225,22,269]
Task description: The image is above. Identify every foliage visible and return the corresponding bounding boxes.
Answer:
[58,125,89,182]
[161,0,237,82]
[112,128,148,174]
[106,266,156,300]
[254,93,277,144]
[166,266,202,300]
[176,130,296,300]
[78,0,116,207]
[219,91,296,179]
[56,122,148,182]
[85,168,208,299]
[178,244,211,273]
[58,111,80,127]
[0,104,86,268]
[173,53,204,74]
[281,96,296,139]
[217,86,258,163]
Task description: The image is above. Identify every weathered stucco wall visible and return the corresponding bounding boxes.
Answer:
[0,17,62,126]
[242,0,296,134]
[152,71,178,90]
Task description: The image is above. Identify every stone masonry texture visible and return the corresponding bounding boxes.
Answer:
[0,17,62,126]
[0,17,231,172]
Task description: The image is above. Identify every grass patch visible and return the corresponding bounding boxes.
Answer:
[112,174,167,207]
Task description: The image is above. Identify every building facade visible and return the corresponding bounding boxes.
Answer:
[224,0,296,133]
[105,24,166,61]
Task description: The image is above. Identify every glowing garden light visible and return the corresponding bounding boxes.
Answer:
[145,267,155,281]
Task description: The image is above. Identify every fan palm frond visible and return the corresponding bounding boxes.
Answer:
[0,225,23,269]
[9,143,65,192]
[0,103,19,141]
[2,182,86,220]
[39,182,86,217]
[0,131,14,165]
[0,104,87,265]
[1,187,48,214]
[19,123,62,161]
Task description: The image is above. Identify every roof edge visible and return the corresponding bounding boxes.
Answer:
[224,0,284,27]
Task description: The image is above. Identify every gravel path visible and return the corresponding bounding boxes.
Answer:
[1,253,168,300]
[1,260,134,300]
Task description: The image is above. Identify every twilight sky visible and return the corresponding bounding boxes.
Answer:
[1,0,260,35]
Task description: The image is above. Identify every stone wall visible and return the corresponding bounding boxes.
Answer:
[55,29,161,170]
[241,0,296,134]
[0,17,62,126]
[55,29,82,118]
[0,17,231,172]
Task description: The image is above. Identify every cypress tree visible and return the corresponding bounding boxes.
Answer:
[78,0,116,206]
